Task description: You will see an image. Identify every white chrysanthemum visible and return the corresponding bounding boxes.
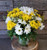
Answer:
[36,17,42,21]
[15,27,23,35]
[24,24,31,34]
[39,23,45,30]
[5,17,11,23]
[19,6,34,15]
[15,24,21,29]
[18,19,26,25]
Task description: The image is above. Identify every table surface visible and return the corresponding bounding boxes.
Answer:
[0,38,47,50]
[11,39,38,50]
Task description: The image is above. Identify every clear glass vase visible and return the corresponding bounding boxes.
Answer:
[18,37,29,46]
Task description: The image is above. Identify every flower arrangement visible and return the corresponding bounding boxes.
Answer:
[5,6,45,45]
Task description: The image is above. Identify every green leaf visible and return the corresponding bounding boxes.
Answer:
[31,32,37,41]
[11,37,13,40]
[7,28,15,39]
[13,32,16,35]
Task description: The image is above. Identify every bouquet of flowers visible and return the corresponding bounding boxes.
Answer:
[5,6,45,45]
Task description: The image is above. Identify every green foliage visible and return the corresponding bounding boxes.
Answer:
[31,32,37,41]
[26,31,37,41]
[18,31,37,41]
[8,28,15,40]
[7,27,37,41]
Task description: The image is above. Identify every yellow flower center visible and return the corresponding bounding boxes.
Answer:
[26,11,28,13]
[18,30,21,32]
[26,28,28,30]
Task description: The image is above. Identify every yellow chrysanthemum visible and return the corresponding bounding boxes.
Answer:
[19,11,24,15]
[15,12,20,16]
[13,8,20,12]
[10,13,16,17]
[30,20,35,27]
[37,21,41,26]
[30,20,41,29]
[15,11,24,17]
[22,14,32,21]
[9,11,24,17]
[30,12,35,16]
[7,21,16,30]
[7,11,14,17]
[34,9,38,12]
[37,14,41,17]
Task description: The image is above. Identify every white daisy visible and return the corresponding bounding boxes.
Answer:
[5,17,11,23]
[39,23,45,30]
[19,6,34,15]
[35,17,42,21]
[18,19,26,25]
[24,24,31,34]
[15,27,23,35]
[15,24,21,29]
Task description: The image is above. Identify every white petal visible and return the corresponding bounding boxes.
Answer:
[15,27,23,35]
[24,24,31,34]
[5,17,11,23]
[39,23,45,30]
[40,25,45,30]
[18,19,22,23]
[36,17,42,21]
[18,19,26,25]
[15,24,21,29]
[19,6,34,15]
